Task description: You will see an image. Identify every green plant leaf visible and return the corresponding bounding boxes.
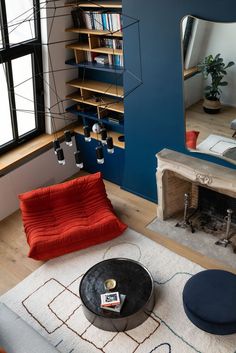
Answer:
[198,53,233,98]
[219,81,228,86]
[225,61,235,69]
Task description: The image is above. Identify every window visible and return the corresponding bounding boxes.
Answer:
[0,0,44,154]
[182,16,194,61]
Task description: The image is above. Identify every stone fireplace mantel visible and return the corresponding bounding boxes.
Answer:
[156,149,236,220]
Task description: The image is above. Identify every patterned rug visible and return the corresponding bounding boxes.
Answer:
[1,229,236,353]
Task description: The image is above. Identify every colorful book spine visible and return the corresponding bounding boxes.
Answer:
[102,13,107,30]
[81,11,122,32]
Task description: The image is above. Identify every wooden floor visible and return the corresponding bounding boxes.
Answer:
[186,100,236,144]
[0,172,235,295]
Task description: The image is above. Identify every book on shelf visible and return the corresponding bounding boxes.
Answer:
[71,8,86,28]
[108,117,123,124]
[113,55,123,67]
[85,52,123,67]
[105,13,122,32]
[107,112,124,124]
[94,55,109,65]
[99,37,123,50]
[83,11,93,29]
[77,11,122,32]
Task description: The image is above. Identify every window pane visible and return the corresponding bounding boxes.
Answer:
[182,17,188,39]
[12,54,36,136]
[0,27,3,48]
[6,0,35,45]
[0,64,13,146]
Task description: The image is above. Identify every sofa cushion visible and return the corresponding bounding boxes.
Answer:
[0,303,59,353]
[19,172,127,260]
[186,130,200,149]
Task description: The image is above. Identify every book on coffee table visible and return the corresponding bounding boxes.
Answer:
[100,292,120,307]
[101,294,126,313]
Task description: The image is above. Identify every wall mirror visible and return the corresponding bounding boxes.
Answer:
[182,16,236,165]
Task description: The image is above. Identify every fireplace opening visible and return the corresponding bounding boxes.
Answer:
[198,187,236,224]
[188,186,236,239]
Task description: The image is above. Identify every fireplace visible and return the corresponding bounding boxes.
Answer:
[156,149,236,249]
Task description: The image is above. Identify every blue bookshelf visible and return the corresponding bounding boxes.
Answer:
[66,104,124,133]
[65,58,124,73]
[65,1,124,185]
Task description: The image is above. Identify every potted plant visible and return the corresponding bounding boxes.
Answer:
[198,53,234,114]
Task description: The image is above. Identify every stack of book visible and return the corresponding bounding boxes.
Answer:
[100,292,126,313]
[99,37,123,50]
[94,55,109,65]
[107,113,124,124]
[85,53,123,67]
[71,9,122,32]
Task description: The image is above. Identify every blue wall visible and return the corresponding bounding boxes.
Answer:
[122,0,236,202]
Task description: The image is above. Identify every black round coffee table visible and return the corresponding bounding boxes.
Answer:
[79,258,155,332]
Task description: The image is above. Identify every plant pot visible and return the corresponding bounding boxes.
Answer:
[203,97,221,114]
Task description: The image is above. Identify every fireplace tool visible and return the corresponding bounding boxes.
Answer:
[175,193,195,233]
[215,209,234,247]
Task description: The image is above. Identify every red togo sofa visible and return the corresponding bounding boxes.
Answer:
[19,172,127,260]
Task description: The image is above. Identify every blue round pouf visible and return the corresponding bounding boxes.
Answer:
[183,269,236,335]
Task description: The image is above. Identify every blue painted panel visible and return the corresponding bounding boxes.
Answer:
[122,0,236,202]
[75,133,124,185]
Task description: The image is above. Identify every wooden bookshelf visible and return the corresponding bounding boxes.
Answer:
[66,78,124,98]
[66,92,124,113]
[65,27,123,37]
[66,42,123,56]
[66,42,90,51]
[65,1,122,9]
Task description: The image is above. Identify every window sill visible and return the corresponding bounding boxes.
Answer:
[184,66,198,80]
[0,123,77,177]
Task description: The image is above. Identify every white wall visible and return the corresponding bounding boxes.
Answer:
[203,22,236,106]
[41,0,78,133]
[184,19,236,107]
[0,139,79,221]
[184,74,203,108]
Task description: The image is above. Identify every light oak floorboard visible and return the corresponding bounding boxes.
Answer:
[186,100,236,144]
[0,172,235,295]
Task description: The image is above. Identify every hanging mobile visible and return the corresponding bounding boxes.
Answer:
[83,126,91,142]
[74,150,83,169]
[57,148,65,165]
[53,139,60,154]
[96,144,104,164]
[64,130,73,146]
[106,136,114,154]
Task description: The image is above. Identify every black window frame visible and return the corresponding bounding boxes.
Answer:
[0,0,45,155]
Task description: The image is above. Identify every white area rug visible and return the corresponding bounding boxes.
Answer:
[1,229,236,353]
[197,134,236,156]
